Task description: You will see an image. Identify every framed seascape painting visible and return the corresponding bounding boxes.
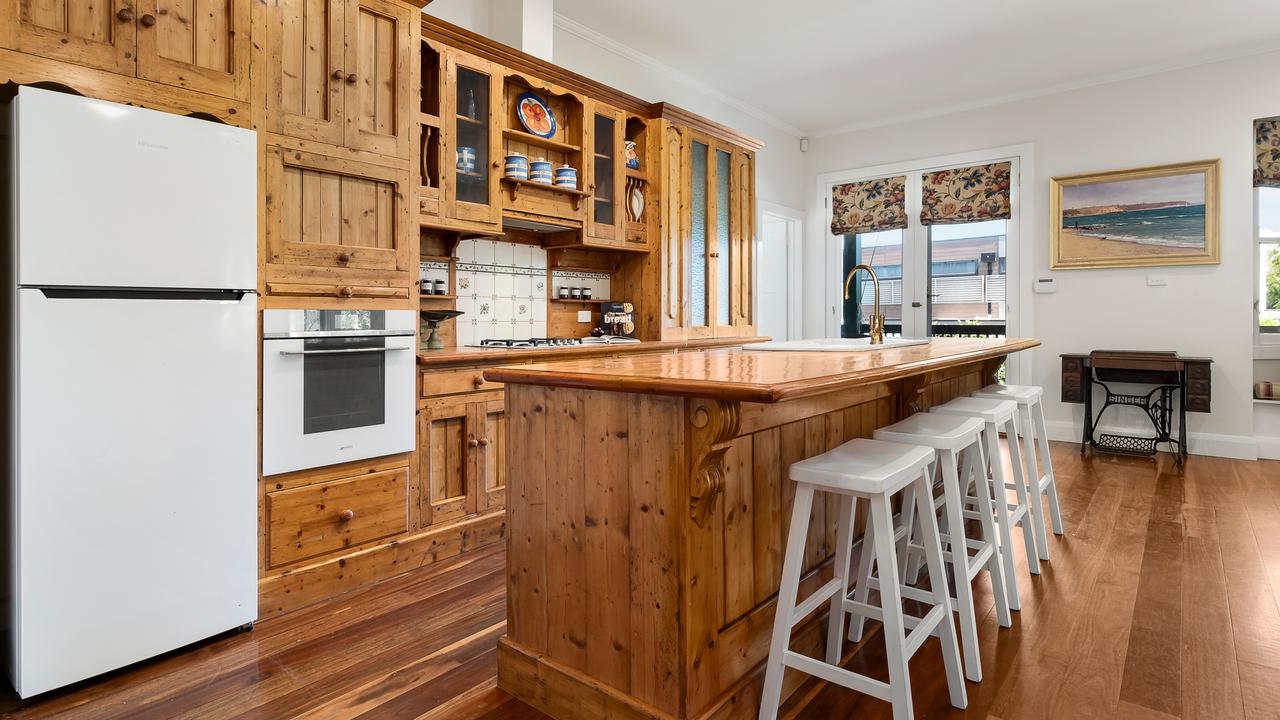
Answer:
[1049,159,1220,269]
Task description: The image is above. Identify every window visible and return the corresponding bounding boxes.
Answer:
[1260,187,1280,339]
[930,260,978,277]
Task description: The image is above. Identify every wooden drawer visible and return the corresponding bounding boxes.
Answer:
[1187,362,1211,380]
[266,282,410,300]
[267,467,409,568]
[421,367,505,397]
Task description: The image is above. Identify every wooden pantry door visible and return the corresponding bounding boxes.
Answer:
[134,0,250,101]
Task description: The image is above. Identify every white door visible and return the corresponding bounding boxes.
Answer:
[14,87,257,290]
[12,289,258,698]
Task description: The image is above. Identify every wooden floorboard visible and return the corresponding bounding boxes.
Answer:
[2,442,1278,719]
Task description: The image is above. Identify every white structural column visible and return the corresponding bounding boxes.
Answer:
[488,0,555,61]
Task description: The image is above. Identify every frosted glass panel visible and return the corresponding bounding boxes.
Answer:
[716,150,731,326]
[690,142,708,327]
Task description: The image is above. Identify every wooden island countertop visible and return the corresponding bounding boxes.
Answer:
[494,337,1039,720]
[485,337,1039,402]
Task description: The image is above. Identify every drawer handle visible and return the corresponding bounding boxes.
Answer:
[338,286,354,298]
[140,13,157,27]
[338,509,355,521]
[478,437,491,447]
[472,376,485,387]
[116,7,135,22]
[337,252,351,265]
[467,438,480,448]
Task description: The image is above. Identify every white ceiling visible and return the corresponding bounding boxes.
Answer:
[552,0,1280,136]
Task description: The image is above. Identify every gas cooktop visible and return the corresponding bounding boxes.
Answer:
[472,337,583,348]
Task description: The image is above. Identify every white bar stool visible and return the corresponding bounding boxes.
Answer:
[873,412,1013,682]
[932,396,1039,611]
[971,383,1065,560]
[758,438,967,720]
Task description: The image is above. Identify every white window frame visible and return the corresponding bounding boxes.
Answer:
[1256,187,1280,358]
[813,143,1035,385]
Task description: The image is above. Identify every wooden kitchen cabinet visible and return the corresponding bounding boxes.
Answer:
[266,465,409,568]
[262,143,414,295]
[260,0,414,159]
[1,0,249,99]
[441,48,502,230]
[585,102,624,245]
[418,392,505,527]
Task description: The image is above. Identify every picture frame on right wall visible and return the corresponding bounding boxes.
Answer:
[1049,159,1220,269]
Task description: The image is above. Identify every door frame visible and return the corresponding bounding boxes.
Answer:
[758,201,803,341]
[814,143,1035,384]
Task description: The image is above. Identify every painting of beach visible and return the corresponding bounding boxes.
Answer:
[1050,160,1219,269]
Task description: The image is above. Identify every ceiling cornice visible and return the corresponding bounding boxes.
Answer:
[551,12,804,140]
[810,39,1280,139]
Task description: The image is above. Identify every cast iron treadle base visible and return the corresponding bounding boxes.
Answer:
[1108,393,1150,407]
[1095,433,1159,456]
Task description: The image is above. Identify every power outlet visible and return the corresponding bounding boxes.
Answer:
[1146,273,1168,287]
[577,310,592,323]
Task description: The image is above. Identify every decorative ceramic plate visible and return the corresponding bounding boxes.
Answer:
[516,92,557,139]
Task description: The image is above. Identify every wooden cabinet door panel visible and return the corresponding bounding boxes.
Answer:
[266,466,409,567]
[443,49,501,227]
[343,0,411,158]
[475,398,505,512]
[134,0,249,100]
[264,145,412,274]
[6,0,136,74]
[261,0,345,145]
[420,396,478,526]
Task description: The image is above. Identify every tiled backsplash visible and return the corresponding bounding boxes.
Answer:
[455,239,551,345]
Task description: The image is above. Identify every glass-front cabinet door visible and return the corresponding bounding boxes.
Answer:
[684,133,752,337]
[444,50,501,229]
[588,104,623,243]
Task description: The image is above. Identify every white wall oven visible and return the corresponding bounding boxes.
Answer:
[262,309,416,476]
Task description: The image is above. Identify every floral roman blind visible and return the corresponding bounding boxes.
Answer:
[830,175,907,235]
[1255,117,1280,188]
[920,162,1012,225]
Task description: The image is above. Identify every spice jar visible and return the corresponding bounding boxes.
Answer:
[558,286,570,299]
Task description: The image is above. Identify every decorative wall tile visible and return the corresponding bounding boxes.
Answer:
[495,273,514,298]
[532,246,548,269]
[456,239,476,263]
[473,239,495,265]
[494,241,514,266]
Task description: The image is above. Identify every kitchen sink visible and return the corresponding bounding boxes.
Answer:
[742,337,932,352]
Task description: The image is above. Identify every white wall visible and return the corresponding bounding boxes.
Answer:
[804,51,1280,457]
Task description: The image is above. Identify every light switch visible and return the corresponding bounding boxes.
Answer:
[1032,277,1057,294]
[577,310,592,323]
[1146,273,1168,287]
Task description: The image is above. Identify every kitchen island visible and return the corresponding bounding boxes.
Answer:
[485,337,1039,720]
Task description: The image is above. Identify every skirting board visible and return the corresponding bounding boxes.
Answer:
[1257,436,1280,461]
[1043,419,1259,461]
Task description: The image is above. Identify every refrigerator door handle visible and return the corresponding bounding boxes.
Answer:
[277,345,413,357]
[37,288,250,301]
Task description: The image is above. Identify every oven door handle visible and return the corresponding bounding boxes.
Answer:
[277,345,413,356]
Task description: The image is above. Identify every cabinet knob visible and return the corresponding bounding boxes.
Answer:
[491,160,501,169]
[338,509,355,521]
[116,7,135,22]
[467,438,480,448]
[139,13,157,27]
[332,69,345,81]
[472,375,484,387]
[338,286,354,298]
[346,73,357,84]
[478,437,491,447]
[337,252,351,265]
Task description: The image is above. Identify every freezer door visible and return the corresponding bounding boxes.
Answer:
[11,289,258,698]
[13,87,256,290]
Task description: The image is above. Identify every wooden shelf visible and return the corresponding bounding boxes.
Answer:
[550,265,616,275]
[420,254,454,263]
[594,152,611,160]
[502,128,581,154]
[624,168,647,181]
[1256,397,1280,405]
[551,297,614,304]
[420,112,441,128]
[420,293,458,300]
[456,114,485,127]
[457,170,486,180]
[501,177,590,210]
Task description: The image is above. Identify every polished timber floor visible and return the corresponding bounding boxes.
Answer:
[3,443,1280,719]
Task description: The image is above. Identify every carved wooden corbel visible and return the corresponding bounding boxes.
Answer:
[897,373,930,420]
[688,399,741,528]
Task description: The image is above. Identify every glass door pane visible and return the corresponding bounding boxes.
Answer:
[841,229,904,338]
[715,149,731,326]
[925,219,1007,338]
[594,114,616,226]
[455,66,489,206]
[690,141,709,327]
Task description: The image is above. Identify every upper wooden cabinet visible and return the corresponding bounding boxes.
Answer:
[1,0,249,100]
[261,0,414,159]
[441,48,502,230]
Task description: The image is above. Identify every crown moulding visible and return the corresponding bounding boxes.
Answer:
[420,15,765,152]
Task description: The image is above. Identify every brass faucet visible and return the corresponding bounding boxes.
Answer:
[843,264,885,345]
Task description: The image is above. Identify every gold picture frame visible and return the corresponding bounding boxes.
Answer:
[1049,159,1220,269]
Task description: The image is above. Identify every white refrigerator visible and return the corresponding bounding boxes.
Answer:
[6,87,258,697]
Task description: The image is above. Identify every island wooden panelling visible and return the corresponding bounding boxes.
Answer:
[497,355,1002,720]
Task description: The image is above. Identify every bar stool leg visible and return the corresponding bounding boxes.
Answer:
[965,443,1012,628]
[1001,413,1041,575]
[1015,407,1050,561]
[870,491,913,720]
[759,484,815,720]
[847,500,876,644]
[825,495,856,666]
[938,447,981,682]
[900,466,924,585]
[1032,399,1065,535]
[910,472,968,711]
[980,424,1022,611]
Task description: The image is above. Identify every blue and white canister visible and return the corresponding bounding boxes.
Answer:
[529,157,553,185]
[554,164,578,190]
[503,152,529,181]
[456,146,477,175]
